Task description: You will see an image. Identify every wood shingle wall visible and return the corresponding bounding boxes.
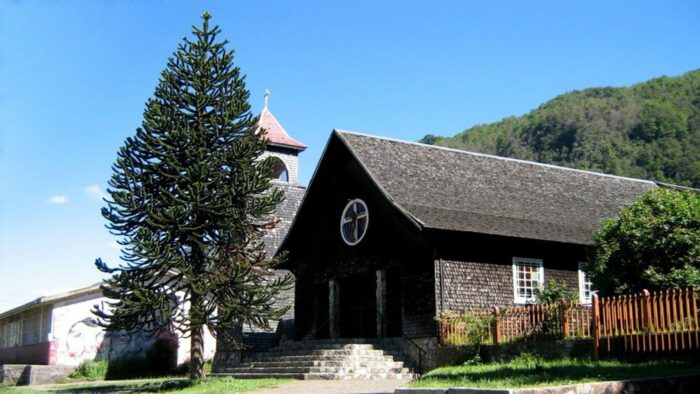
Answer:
[434,260,580,313]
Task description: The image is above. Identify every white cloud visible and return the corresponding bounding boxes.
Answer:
[84,185,106,201]
[48,195,68,204]
[108,241,121,250]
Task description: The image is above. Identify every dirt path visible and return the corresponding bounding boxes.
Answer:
[252,378,412,394]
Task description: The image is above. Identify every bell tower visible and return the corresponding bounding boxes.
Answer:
[257,90,306,185]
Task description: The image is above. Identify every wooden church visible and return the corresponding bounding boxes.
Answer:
[279,130,657,345]
[215,127,668,377]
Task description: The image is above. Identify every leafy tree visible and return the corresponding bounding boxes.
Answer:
[93,13,293,379]
[588,188,700,295]
[419,134,440,145]
[423,69,700,188]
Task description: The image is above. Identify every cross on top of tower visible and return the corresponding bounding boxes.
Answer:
[256,88,306,151]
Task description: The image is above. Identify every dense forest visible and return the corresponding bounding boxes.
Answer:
[421,69,700,188]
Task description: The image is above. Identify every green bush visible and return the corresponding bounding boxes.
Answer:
[590,188,700,295]
[438,311,494,363]
[533,279,577,305]
[511,352,540,368]
[69,359,108,381]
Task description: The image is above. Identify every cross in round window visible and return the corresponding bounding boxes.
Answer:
[340,199,369,245]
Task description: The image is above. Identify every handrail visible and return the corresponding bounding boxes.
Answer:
[376,308,429,374]
[401,334,429,374]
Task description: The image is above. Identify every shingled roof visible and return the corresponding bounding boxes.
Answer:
[263,183,306,256]
[258,107,306,151]
[334,130,658,245]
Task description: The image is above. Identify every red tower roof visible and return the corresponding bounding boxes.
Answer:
[257,107,306,151]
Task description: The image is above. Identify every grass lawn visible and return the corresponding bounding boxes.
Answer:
[0,377,290,393]
[409,357,700,389]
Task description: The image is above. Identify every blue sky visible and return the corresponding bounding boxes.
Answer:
[1,0,699,311]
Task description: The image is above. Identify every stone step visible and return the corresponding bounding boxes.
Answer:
[221,366,410,374]
[277,343,379,350]
[244,354,396,363]
[245,350,393,358]
[220,339,415,380]
[211,371,413,380]
[237,360,404,368]
[280,338,381,346]
[246,348,387,357]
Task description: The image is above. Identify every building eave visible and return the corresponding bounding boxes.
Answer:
[0,283,103,320]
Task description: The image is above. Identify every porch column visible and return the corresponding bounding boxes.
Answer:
[329,279,340,339]
[376,270,387,337]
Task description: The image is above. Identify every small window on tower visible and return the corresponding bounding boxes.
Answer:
[272,157,288,182]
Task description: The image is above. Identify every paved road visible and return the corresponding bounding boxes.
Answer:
[252,378,412,394]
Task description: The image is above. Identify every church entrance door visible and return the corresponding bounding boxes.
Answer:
[339,273,376,338]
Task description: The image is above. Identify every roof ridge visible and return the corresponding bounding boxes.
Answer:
[334,129,658,186]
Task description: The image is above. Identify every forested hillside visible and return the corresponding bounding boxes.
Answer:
[421,69,700,188]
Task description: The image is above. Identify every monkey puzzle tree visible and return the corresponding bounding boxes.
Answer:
[93,13,293,379]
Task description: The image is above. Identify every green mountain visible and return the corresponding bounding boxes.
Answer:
[421,69,700,188]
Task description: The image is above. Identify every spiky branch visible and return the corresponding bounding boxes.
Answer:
[93,13,293,379]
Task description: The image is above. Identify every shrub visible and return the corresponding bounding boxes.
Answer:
[438,311,494,362]
[533,279,577,305]
[69,359,108,381]
[511,352,540,368]
[590,188,700,295]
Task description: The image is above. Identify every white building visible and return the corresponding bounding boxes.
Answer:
[0,284,216,367]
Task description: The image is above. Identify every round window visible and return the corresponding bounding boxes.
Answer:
[340,199,369,246]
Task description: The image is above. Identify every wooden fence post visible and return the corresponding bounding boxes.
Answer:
[592,293,600,360]
[438,313,445,346]
[492,307,500,345]
[642,289,651,351]
[561,300,570,339]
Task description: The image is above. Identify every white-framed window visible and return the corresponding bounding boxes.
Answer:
[578,262,594,304]
[512,257,544,304]
[340,199,369,246]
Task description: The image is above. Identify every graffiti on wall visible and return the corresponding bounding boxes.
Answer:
[59,317,105,363]
[67,317,104,359]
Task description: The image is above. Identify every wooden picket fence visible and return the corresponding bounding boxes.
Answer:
[439,288,700,359]
[439,301,592,346]
[592,288,700,358]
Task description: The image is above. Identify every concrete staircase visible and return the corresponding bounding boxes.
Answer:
[213,339,413,380]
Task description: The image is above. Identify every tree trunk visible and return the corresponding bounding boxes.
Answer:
[189,293,206,380]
